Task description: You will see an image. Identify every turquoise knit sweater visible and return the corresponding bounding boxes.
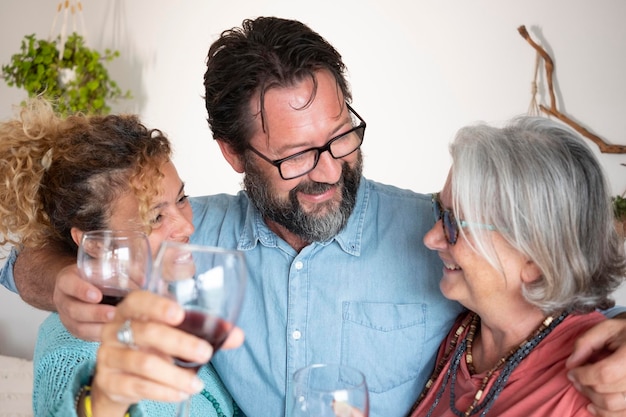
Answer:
[33,313,241,417]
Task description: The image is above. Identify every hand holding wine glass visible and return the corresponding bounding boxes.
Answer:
[292,364,369,417]
[77,230,152,305]
[151,241,247,417]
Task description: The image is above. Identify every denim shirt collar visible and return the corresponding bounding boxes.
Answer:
[238,177,369,256]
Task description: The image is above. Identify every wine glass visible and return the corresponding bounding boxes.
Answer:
[291,364,369,417]
[77,230,152,305]
[150,241,247,417]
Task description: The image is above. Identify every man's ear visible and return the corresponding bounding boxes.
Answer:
[521,260,542,284]
[217,139,245,173]
[70,227,84,247]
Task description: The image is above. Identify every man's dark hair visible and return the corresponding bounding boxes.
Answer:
[204,16,351,154]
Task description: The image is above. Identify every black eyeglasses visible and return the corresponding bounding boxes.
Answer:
[431,193,496,245]
[247,103,366,180]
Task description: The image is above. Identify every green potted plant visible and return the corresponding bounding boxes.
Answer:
[613,193,626,238]
[2,32,130,115]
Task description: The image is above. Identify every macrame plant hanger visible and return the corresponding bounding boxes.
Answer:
[518,25,626,154]
[50,0,88,61]
[527,49,541,117]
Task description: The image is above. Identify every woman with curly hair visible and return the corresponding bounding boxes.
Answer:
[0,98,239,416]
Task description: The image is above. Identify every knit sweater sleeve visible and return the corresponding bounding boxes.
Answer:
[33,314,145,417]
[33,313,239,417]
[33,313,98,417]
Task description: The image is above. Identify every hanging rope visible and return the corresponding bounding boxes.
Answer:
[49,0,87,60]
[527,51,541,117]
[518,25,626,154]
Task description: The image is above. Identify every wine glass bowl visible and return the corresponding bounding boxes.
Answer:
[151,242,247,369]
[292,363,369,417]
[77,230,152,305]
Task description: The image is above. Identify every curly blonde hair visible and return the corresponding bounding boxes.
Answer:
[0,98,172,254]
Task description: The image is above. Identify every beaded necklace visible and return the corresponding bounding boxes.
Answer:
[409,311,568,417]
[200,388,242,417]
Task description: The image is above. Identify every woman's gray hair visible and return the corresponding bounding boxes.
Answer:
[450,116,625,314]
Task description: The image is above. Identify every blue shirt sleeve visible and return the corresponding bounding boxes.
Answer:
[0,247,18,293]
[600,305,626,318]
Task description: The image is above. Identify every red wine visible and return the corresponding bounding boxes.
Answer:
[98,286,130,306]
[174,308,232,370]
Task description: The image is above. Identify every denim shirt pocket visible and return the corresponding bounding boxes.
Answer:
[341,302,427,393]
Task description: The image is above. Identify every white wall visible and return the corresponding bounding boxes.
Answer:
[1,0,625,359]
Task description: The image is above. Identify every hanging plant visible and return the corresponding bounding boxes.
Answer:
[613,193,626,238]
[1,32,131,115]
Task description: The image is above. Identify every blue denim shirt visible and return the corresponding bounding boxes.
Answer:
[189,178,464,417]
[0,249,18,293]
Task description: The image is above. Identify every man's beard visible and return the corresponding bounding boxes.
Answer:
[243,153,362,243]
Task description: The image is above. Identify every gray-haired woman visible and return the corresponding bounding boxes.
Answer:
[411,116,626,417]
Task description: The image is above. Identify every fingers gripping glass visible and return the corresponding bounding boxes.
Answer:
[431,193,496,245]
[248,103,366,180]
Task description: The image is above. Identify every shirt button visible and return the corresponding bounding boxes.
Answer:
[294,261,303,270]
[292,330,302,340]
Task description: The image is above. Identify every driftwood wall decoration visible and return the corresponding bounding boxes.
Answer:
[518,25,626,154]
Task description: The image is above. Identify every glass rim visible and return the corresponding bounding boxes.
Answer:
[293,363,367,387]
[155,241,245,256]
[81,229,148,239]
[152,241,247,271]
